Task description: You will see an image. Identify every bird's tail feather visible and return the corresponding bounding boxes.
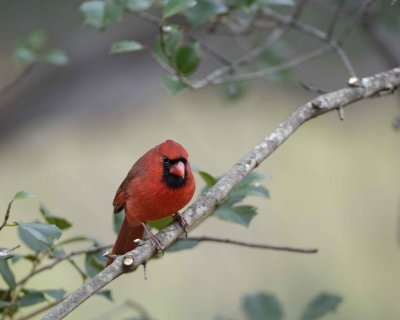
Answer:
[107,218,145,265]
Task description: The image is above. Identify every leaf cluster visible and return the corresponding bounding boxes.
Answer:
[0,192,109,318]
[79,0,296,97]
[217,292,343,320]
[14,30,68,67]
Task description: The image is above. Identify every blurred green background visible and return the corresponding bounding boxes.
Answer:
[0,0,399,319]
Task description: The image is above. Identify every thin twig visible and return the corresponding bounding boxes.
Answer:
[337,0,376,44]
[0,65,35,100]
[15,245,111,287]
[185,236,318,253]
[0,199,16,232]
[190,0,310,89]
[15,298,65,320]
[299,81,328,94]
[326,0,345,39]
[43,67,400,320]
[211,46,331,84]
[261,8,356,78]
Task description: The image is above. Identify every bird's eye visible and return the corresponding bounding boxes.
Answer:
[162,156,169,164]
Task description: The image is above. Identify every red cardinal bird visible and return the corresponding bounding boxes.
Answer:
[108,140,195,264]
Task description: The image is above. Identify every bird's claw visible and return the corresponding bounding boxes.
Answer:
[147,235,164,254]
[174,212,189,237]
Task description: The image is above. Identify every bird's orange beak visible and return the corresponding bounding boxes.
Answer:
[170,161,185,178]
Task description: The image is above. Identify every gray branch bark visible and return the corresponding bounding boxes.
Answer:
[43,67,400,320]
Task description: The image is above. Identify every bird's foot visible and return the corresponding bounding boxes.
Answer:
[142,222,164,254]
[146,234,165,254]
[174,212,189,237]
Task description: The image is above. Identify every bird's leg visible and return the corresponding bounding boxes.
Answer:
[174,212,188,237]
[141,222,164,254]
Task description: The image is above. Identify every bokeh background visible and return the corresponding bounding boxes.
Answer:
[0,1,399,319]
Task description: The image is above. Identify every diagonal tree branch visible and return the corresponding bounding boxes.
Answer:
[43,67,400,320]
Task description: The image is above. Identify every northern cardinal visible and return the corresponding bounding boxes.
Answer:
[108,140,195,264]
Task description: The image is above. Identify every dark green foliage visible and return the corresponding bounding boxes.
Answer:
[174,43,202,76]
[18,290,47,307]
[198,171,269,227]
[40,204,72,230]
[0,192,110,317]
[97,289,114,301]
[216,292,343,320]
[243,292,283,320]
[300,293,343,320]
[0,260,16,289]
[85,250,106,278]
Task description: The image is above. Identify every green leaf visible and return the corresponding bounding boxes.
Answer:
[228,172,269,205]
[40,204,72,230]
[198,170,217,187]
[13,191,35,200]
[17,222,62,251]
[167,239,199,252]
[125,0,153,11]
[0,248,15,260]
[155,25,183,65]
[110,40,143,54]
[186,0,227,26]
[80,0,124,30]
[43,289,66,300]
[26,30,48,50]
[14,30,50,66]
[163,0,197,19]
[0,260,16,288]
[15,47,37,66]
[162,75,187,96]
[300,293,342,320]
[22,254,40,262]
[243,293,283,320]
[97,289,113,301]
[214,205,257,227]
[174,42,202,75]
[14,31,47,66]
[113,210,124,234]
[51,249,66,259]
[42,49,69,65]
[85,251,106,277]
[18,290,46,307]
[148,216,174,230]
